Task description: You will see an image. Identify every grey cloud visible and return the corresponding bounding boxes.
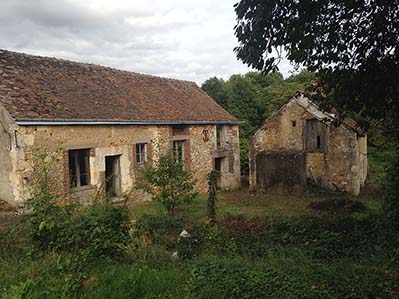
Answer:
[0,0,292,84]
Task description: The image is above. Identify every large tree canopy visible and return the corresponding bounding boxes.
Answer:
[234,0,399,133]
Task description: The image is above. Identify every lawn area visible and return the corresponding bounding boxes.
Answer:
[130,189,381,220]
[1,190,398,298]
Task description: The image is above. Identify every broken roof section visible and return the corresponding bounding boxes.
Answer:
[0,50,239,125]
[256,91,365,136]
[293,92,365,135]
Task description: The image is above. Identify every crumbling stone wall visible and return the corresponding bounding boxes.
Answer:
[250,100,367,195]
[0,121,241,205]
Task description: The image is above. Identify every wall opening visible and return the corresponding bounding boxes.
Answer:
[173,140,185,164]
[216,125,226,148]
[136,143,147,164]
[172,125,188,135]
[68,149,90,188]
[105,155,121,197]
[305,119,326,152]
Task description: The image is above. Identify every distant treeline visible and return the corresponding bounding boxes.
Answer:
[201,71,315,174]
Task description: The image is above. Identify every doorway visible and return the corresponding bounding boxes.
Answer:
[214,157,223,190]
[105,155,121,197]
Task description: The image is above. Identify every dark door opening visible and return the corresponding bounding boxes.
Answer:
[105,155,121,197]
[214,157,223,190]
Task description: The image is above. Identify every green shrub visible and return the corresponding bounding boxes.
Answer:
[137,152,197,217]
[30,202,130,257]
[134,215,186,250]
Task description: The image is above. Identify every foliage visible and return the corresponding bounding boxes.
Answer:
[188,250,399,299]
[2,193,399,298]
[138,152,197,217]
[234,0,399,218]
[134,215,187,251]
[24,146,78,251]
[384,145,399,225]
[207,170,219,222]
[234,0,399,129]
[24,146,130,257]
[30,201,130,257]
[202,71,315,174]
[81,263,188,299]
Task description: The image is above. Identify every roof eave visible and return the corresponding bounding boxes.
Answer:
[14,119,241,126]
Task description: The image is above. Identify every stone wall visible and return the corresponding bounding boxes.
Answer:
[250,100,367,195]
[1,122,240,205]
[0,105,16,205]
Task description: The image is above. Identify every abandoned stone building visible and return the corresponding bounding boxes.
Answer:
[0,50,241,206]
[250,92,368,196]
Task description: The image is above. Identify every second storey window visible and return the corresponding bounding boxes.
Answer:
[136,143,147,163]
[173,140,185,164]
[172,125,188,135]
[68,149,90,188]
[305,119,326,153]
[216,125,225,147]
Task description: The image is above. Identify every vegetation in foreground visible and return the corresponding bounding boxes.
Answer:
[1,188,399,299]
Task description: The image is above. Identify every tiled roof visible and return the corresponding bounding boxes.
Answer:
[0,50,238,124]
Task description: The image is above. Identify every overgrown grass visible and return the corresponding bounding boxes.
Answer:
[1,190,398,298]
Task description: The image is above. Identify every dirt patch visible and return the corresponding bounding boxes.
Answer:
[309,198,366,213]
[219,214,272,234]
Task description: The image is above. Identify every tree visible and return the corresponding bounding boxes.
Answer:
[138,153,197,217]
[234,0,399,222]
[234,0,399,133]
[201,77,229,107]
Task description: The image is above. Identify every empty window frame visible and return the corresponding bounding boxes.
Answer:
[216,125,225,147]
[136,143,147,163]
[68,149,90,188]
[172,125,188,135]
[173,140,185,164]
[305,119,326,152]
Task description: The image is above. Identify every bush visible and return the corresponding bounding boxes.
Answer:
[25,145,131,257]
[134,215,186,250]
[31,202,131,257]
[137,153,197,217]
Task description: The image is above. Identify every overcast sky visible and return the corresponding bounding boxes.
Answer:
[0,0,293,84]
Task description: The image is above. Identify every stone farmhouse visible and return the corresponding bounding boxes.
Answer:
[250,92,368,195]
[0,50,241,206]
